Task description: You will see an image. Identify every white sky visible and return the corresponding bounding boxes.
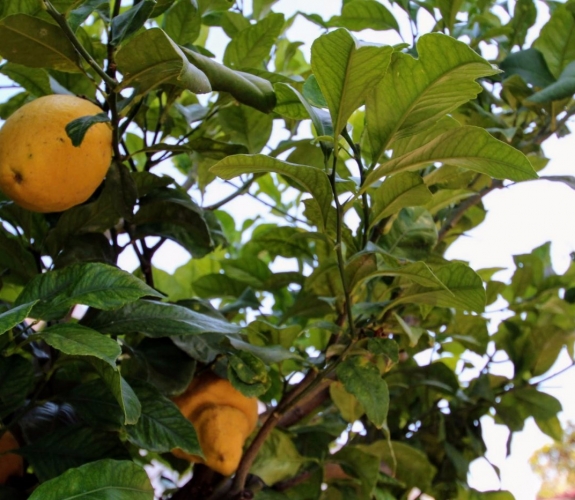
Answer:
[1,1,574,498]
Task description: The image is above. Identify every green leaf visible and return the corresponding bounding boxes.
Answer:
[20,426,130,481]
[0,355,34,416]
[330,381,365,422]
[210,154,333,229]
[359,440,437,492]
[228,350,271,397]
[369,172,432,228]
[0,14,81,72]
[379,207,437,261]
[499,48,556,88]
[181,47,276,112]
[126,381,202,455]
[533,3,575,78]
[528,60,575,103]
[164,0,201,45]
[365,33,499,163]
[393,262,486,313]
[0,231,38,284]
[37,323,121,367]
[331,446,381,498]
[85,299,240,337]
[15,263,163,321]
[90,358,142,425]
[66,380,124,430]
[311,28,393,136]
[65,112,110,147]
[0,301,37,336]
[328,0,398,32]
[111,0,155,45]
[116,27,211,95]
[218,104,273,153]
[0,62,51,96]
[68,0,110,32]
[355,261,447,293]
[364,126,538,189]
[27,459,153,500]
[250,429,304,485]
[336,357,389,428]
[223,13,284,68]
[132,191,214,258]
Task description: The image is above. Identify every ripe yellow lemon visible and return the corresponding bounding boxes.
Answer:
[172,372,259,476]
[0,430,23,484]
[0,94,112,213]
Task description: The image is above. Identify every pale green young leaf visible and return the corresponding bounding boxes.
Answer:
[328,0,398,32]
[28,459,153,500]
[0,301,37,336]
[337,357,389,428]
[116,28,211,95]
[533,3,575,78]
[391,262,486,313]
[218,104,273,153]
[424,189,475,216]
[330,381,365,422]
[15,262,163,321]
[223,13,284,69]
[370,172,432,228]
[364,126,537,190]
[37,324,121,368]
[311,28,392,137]
[365,33,499,163]
[0,14,81,72]
[210,155,333,229]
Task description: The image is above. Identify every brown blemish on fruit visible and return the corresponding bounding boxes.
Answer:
[12,170,23,184]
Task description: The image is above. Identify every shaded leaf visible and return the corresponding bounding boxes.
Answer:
[111,0,155,45]
[250,429,304,485]
[499,48,556,88]
[65,113,110,147]
[528,60,575,103]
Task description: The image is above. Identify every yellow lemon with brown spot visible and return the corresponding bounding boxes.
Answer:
[0,94,112,213]
[172,371,259,476]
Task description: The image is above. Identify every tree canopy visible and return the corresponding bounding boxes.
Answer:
[0,0,574,499]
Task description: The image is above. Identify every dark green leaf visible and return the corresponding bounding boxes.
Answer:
[85,299,241,337]
[27,459,153,500]
[68,0,110,32]
[499,48,556,88]
[0,355,34,416]
[0,231,38,284]
[528,61,575,103]
[19,426,130,481]
[37,323,121,367]
[228,350,271,397]
[15,262,162,320]
[90,358,142,425]
[0,301,37,336]
[164,0,201,45]
[111,0,155,45]
[125,381,202,455]
[65,113,110,147]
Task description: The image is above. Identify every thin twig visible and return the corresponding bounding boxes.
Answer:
[43,0,117,89]
[204,178,255,211]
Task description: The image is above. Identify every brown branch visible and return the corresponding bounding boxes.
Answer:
[277,382,331,428]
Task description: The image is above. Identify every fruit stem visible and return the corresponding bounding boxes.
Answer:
[43,0,118,90]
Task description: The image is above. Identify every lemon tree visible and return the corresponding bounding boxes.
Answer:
[0,1,573,499]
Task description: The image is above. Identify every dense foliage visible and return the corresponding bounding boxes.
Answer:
[0,0,574,498]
